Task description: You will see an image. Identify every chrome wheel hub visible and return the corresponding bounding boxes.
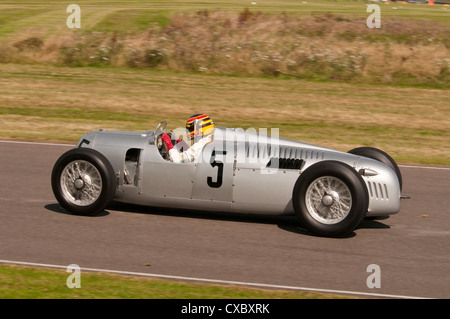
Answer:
[60,160,102,206]
[305,176,352,224]
[74,178,84,189]
[321,194,334,207]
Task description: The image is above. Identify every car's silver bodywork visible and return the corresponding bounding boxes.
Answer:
[74,126,401,217]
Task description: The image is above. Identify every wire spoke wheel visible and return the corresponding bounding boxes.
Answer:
[305,176,352,225]
[292,161,368,237]
[60,160,103,206]
[52,148,116,216]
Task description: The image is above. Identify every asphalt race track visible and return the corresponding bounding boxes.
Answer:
[0,140,449,299]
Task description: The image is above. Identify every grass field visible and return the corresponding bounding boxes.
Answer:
[0,264,352,299]
[1,0,450,34]
[1,1,450,85]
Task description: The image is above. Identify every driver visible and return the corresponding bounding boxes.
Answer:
[161,114,214,163]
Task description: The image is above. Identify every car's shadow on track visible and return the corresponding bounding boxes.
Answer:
[45,202,391,238]
[110,201,300,226]
[282,217,390,237]
[45,203,110,217]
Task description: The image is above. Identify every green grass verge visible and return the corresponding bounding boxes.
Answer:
[2,0,450,33]
[0,264,352,299]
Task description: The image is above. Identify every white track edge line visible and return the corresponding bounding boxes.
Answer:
[0,140,74,147]
[398,164,450,171]
[0,259,431,299]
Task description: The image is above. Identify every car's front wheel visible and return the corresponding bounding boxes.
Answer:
[51,148,116,216]
[293,161,369,237]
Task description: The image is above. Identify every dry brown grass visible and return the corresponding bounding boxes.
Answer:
[1,63,449,165]
[1,9,449,86]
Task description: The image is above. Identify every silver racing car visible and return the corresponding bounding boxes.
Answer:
[51,121,404,237]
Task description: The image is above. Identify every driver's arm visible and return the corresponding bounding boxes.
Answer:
[162,133,185,163]
[170,141,205,163]
[162,133,210,163]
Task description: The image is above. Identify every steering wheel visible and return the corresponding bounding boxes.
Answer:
[155,121,175,160]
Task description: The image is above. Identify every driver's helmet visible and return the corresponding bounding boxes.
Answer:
[186,114,214,141]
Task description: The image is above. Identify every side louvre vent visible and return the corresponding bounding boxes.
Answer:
[367,181,389,200]
[265,146,320,170]
[266,158,304,170]
[278,146,324,160]
[242,143,322,170]
[246,143,273,159]
[244,143,324,161]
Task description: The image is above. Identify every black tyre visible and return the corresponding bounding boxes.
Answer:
[348,147,402,191]
[292,161,369,237]
[51,148,116,216]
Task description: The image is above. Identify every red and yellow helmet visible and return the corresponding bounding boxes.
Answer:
[186,114,214,141]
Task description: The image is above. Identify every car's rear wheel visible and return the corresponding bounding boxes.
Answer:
[293,161,369,237]
[51,148,116,216]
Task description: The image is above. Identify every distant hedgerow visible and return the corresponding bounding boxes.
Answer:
[1,9,449,86]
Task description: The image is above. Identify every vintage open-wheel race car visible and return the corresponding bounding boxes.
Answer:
[51,121,404,237]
